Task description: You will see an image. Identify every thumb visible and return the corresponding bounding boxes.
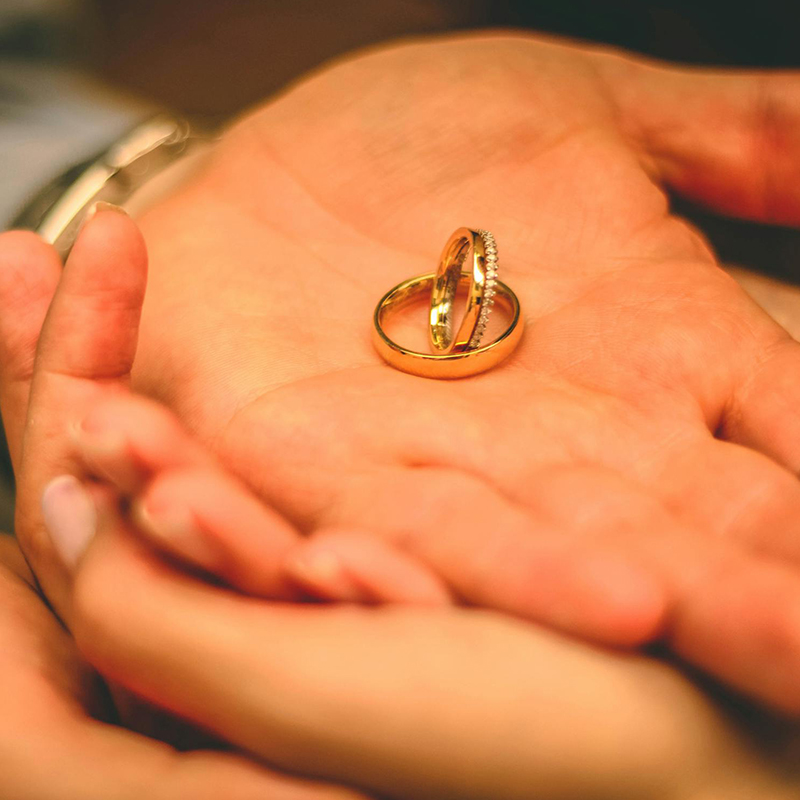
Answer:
[15,205,149,616]
[599,54,800,224]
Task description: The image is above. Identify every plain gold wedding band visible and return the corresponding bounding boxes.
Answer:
[372,272,523,379]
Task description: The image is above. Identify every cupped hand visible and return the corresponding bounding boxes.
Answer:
[2,233,795,800]
[7,210,797,800]
[55,506,800,800]
[0,533,369,800]
[9,32,800,709]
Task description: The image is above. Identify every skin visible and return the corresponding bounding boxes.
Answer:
[0,212,796,800]
[65,524,800,800]
[0,533,370,800]
[8,31,800,709]
[4,29,800,796]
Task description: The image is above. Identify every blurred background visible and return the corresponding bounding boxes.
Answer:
[2,0,800,530]
[6,0,800,119]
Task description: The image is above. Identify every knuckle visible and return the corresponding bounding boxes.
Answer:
[729,467,794,533]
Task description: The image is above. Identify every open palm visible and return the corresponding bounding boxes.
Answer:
[13,32,800,710]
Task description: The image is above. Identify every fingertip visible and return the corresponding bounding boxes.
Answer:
[132,492,223,573]
[71,202,145,273]
[135,466,300,599]
[0,231,63,465]
[285,531,454,607]
[65,201,147,307]
[74,392,210,479]
[567,554,670,648]
[72,414,144,493]
[34,204,148,381]
[66,202,148,313]
[284,548,354,601]
[670,558,800,714]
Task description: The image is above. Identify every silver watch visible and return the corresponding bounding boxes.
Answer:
[12,114,211,259]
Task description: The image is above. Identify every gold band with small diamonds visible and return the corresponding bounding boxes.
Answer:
[429,227,499,354]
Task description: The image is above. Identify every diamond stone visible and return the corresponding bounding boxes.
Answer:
[468,228,499,349]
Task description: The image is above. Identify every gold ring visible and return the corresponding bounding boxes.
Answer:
[430,227,499,353]
[372,273,524,379]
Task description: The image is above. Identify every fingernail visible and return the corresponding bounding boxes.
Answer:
[285,550,359,600]
[41,475,96,569]
[70,416,135,487]
[79,201,129,233]
[134,499,219,569]
[72,413,125,450]
[93,201,128,216]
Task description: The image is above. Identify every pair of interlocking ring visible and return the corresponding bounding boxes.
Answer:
[372,227,524,378]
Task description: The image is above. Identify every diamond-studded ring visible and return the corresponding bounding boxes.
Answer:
[371,226,523,379]
[429,227,501,354]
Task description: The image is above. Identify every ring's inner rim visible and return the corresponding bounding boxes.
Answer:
[430,235,472,350]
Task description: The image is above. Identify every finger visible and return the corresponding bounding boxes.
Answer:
[0,231,61,471]
[328,466,671,647]
[15,208,148,614]
[75,392,214,494]
[599,55,800,224]
[719,336,800,475]
[70,392,302,597]
[0,518,370,800]
[529,465,800,712]
[28,722,370,800]
[75,397,449,605]
[669,554,800,719]
[284,529,453,606]
[654,433,800,562]
[330,462,800,710]
[65,522,778,799]
[134,466,300,599]
[33,205,146,381]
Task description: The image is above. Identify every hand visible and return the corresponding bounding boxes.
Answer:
[0,226,380,800]
[8,32,800,709]
[52,502,800,800]
[0,532,370,800]
[3,198,798,800]
[6,229,797,800]
[68,388,454,606]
